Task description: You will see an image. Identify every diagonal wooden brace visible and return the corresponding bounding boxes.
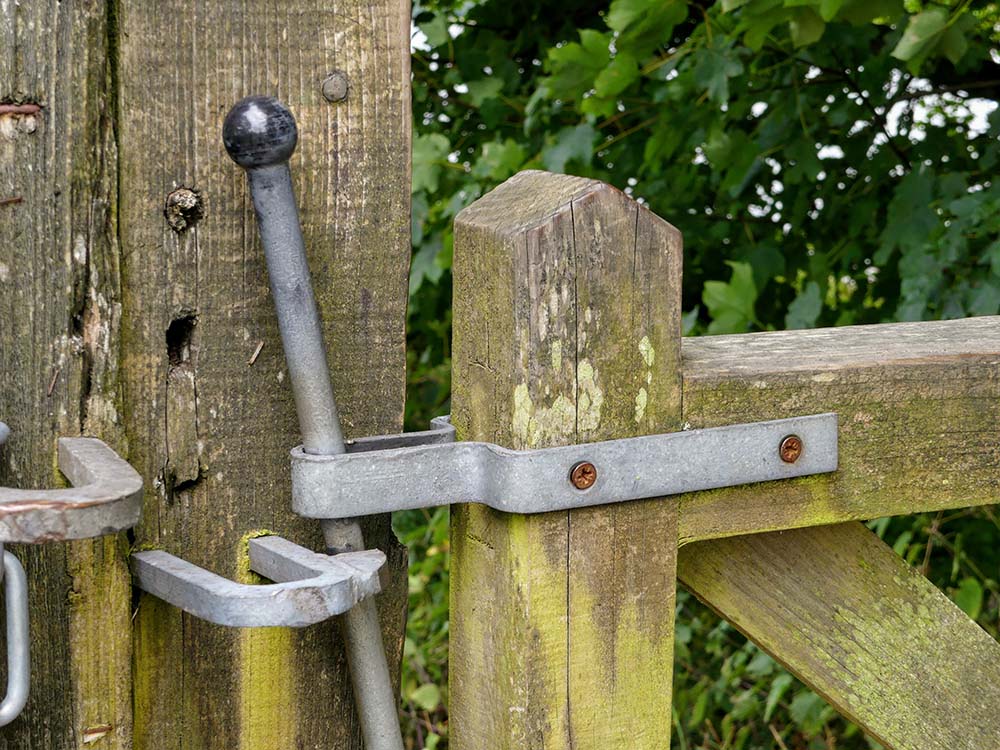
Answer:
[680,522,1000,750]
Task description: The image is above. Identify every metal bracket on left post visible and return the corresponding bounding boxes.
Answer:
[131,536,385,628]
[0,423,144,727]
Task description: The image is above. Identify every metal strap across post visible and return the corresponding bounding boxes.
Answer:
[291,413,839,518]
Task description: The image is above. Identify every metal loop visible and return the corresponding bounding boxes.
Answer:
[0,546,30,727]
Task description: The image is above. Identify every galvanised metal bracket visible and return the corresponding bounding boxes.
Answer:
[291,413,839,519]
[131,536,385,627]
[0,435,143,543]
[0,422,143,727]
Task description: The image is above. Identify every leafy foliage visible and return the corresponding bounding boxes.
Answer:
[401,0,1000,746]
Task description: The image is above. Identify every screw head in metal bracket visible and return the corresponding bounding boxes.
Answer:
[779,434,803,463]
[222,96,298,169]
[321,71,349,103]
[570,461,598,490]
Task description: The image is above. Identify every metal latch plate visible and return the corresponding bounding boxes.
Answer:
[291,413,838,519]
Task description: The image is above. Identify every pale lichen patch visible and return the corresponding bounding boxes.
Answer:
[638,336,655,368]
[577,359,604,433]
[635,387,648,424]
[512,383,575,448]
[511,359,604,445]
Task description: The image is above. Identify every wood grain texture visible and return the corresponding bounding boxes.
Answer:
[678,522,1000,750]
[677,317,1000,543]
[1,2,132,746]
[114,1,411,748]
[450,170,683,749]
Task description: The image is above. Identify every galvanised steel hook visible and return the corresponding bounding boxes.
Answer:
[223,96,406,750]
[0,425,142,727]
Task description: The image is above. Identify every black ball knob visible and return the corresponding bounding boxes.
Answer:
[222,96,298,169]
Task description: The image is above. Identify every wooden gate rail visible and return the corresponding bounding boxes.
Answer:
[450,169,1000,750]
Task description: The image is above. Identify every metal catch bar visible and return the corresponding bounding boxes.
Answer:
[0,437,143,543]
[291,413,839,519]
[131,536,385,627]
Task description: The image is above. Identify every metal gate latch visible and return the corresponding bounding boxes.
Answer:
[0,423,143,726]
[131,536,385,627]
[290,413,839,519]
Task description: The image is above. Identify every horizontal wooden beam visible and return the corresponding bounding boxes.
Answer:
[677,316,1000,544]
[678,522,1000,750]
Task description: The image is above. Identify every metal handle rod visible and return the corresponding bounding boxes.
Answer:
[223,96,405,750]
[0,546,30,727]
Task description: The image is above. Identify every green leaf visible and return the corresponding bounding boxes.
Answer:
[408,682,442,712]
[545,30,611,102]
[689,687,710,730]
[693,38,745,104]
[877,167,937,263]
[682,306,701,335]
[952,577,984,620]
[594,52,640,98]
[703,261,759,334]
[742,6,792,50]
[789,690,830,736]
[839,0,903,25]
[542,123,597,173]
[607,0,689,57]
[471,138,526,181]
[785,281,823,328]
[465,78,504,106]
[939,24,969,65]
[891,7,948,70]
[986,239,1000,277]
[410,238,445,295]
[765,673,794,720]
[412,133,451,194]
[419,14,451,49]
[819,0,846,22]
[789,7,826,47]
[747,650,776,677]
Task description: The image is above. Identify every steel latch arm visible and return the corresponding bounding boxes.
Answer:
[291,414,839,519]
[0,437,143,543]
[0,425,143,727]
[131,536,385,627]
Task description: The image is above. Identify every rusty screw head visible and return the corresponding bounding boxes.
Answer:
[569,461,598,490]
[779,435,803,464]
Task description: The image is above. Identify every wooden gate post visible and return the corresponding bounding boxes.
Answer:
[450,170,684,748]
[1,1,411,748]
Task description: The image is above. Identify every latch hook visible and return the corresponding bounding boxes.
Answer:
[131,536,385,627]
[0,424,142,727]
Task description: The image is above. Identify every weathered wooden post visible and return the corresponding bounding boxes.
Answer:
[450,171,1000,750]
[0,1,411,747]
[450,170,683,747]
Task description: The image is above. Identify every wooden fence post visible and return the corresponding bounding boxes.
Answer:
[1,3,131,746]
[1,1,411,748]
[450,170,684,748]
